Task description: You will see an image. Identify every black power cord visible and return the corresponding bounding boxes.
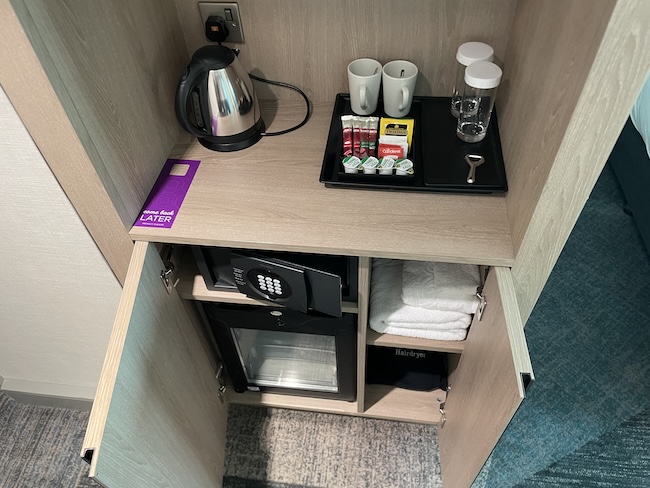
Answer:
[249,73,312,136]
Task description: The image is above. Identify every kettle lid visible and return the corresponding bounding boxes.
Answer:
[191,45,236,70]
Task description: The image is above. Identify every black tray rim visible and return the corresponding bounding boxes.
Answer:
[319,93,508,195]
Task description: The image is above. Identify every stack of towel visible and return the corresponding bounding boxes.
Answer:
[368,259,480,341]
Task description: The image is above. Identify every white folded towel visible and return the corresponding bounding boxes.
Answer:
[402,261,480,314]
[369,259,471,341]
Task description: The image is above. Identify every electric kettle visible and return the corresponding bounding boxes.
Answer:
[175,45,265,152]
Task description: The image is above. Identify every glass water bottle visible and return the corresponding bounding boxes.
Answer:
[456,61,502,143]
[451,42,494,117]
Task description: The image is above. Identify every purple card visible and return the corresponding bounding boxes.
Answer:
[133,159,200,229]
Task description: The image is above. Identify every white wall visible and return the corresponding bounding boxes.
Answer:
[0,87,121,400]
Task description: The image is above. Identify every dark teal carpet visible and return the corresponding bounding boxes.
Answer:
[515,406,650,487]
[477,164,650,487]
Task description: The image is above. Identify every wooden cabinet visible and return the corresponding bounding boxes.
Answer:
[3,1,650,487]
[82,241,531,488]
[79,106,536,483]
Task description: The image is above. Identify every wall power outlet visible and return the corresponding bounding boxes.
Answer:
[198,2,245,43]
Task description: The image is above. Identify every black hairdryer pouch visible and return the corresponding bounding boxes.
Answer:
[366,346,448,391]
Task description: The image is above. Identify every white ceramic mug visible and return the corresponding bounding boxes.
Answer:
[382,60,418,118]
[347,58,382,115]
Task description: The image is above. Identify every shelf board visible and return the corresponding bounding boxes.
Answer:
[130,100,514,267]
[174,247,357,312]
[363,384,443,424]
[366,329,465,354]
[226,386,443,425]
[226,390,359,416]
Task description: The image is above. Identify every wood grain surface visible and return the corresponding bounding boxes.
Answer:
[366,329,465,354]
[0,0,133,283]
[509,0,650,322]
[363,384,444,425]
[130,100,515,266]
[227,387,359,415]
[355,257,371,413]
[175,0,516,102]
[82,242,228,487]
[439,267,532,488]
[499,0,616,256]
[12,0,189,229]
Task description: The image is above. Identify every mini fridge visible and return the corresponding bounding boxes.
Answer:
[204,303,357,401]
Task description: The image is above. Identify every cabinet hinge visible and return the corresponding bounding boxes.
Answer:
[160,245,178,294]
[216,363,227,404]
[437,386,450,428]
[476,266,490,320]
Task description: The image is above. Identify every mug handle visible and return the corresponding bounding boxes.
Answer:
[399,86,410,111]
[360,85,368,110]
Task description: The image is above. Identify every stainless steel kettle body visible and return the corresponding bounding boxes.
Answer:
[175,45,265,151]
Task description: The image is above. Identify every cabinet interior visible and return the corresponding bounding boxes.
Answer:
[174,244,468,425]
[4,0,649,486]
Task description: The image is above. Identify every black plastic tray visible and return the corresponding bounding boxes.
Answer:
[319,94,507,194]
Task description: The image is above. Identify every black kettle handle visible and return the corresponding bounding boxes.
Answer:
[175,63,211,137]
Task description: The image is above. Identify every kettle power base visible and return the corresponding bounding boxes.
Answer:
[319,94,508,194]
[197,118,266,152]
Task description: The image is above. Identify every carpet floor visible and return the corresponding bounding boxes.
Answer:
[515,406,650,487]
[0,393,440,488]
[0,393,95,488]
[223,404,440,488]
[477,164,650,487]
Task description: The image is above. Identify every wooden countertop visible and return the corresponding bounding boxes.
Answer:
[130,100,514,266]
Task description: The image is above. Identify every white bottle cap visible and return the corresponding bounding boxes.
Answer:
[456,42,494,67]
[464,61,502,89]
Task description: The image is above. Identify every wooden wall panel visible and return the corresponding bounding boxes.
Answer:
[499,0,616,257]
[0,0,132,283]
[11,0,189,229]
[510,0,650,322]
[174,0,516,102]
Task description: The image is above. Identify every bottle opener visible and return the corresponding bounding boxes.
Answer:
[464,154,485,184]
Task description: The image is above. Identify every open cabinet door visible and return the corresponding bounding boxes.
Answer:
[439,267,534,488]
[82,241,228,487]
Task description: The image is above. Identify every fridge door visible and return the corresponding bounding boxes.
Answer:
[232,328,338,392]
[205,304,357,400]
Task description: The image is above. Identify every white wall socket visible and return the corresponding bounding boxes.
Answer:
[198,2,245,44]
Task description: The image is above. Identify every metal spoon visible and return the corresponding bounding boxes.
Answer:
[464,154,485,184]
